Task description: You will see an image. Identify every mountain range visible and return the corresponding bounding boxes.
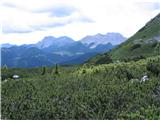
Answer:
[87,13,160,64]
[1,33,126,67]
[3,12,160,67]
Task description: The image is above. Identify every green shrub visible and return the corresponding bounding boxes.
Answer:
[130,44,141,51]
[54,64,59,74]
[147,59,160,76]
[1,56,160,119]
[41,66,46,75]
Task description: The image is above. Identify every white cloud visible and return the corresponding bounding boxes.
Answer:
[0,0,160,45]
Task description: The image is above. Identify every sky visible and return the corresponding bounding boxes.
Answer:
[0,0,160,45]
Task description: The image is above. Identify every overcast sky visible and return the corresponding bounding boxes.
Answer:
[1,0,160,45]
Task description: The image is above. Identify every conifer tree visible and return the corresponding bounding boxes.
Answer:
[54,64,59,74]
[3,64,8,69]
[41,66,46,75]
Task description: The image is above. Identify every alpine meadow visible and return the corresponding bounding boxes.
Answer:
[1,1,160,119]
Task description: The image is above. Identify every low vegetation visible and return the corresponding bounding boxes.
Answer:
[1,56,160,119]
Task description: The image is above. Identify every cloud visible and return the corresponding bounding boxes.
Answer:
[1,2,93,34]
[151,2,160,10]
[1,0,159,45]
[136,2,160,11]
[2,23,33,34]
[2,12,93,34]
[30,22,69,31]
[79,15,94,23]
[50,6,76,17]
[2,2,17,8]
[35,5,77,17]
[30,14,94,31]
[1,0,93,34]
[2,27,33,34]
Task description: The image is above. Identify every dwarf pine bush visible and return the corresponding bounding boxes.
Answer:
[1,56,160,119]
[41,66,46,75]
[54,64,59,74]
[147,59,160,76]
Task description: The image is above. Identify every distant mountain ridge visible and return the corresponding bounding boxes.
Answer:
[1,32,126,49]
[1,32,126,67]
[35,36,75,49]
[80,32,126,48]
[1,43,16,48]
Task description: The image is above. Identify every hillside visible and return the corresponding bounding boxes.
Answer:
[1,46,67,67]
[88,13,160,64]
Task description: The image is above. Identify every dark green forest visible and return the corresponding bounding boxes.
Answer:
[1,56,160,119]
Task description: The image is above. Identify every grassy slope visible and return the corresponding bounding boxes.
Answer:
[2,56,160,119]
[87,13,160,64]
[110,13,160,60]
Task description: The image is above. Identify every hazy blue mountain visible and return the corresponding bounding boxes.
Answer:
[40,41,87,56]
[1,44,115,67]
[35,36,75,49]
[1,33,120,67]
[80,33,126,48]
[1,43,16,48]
[1,46,68,68]
[60,52,99,64]
[91,43,115,53]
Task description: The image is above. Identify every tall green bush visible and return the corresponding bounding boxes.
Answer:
[41,66,46,75]
[54,64,59,74]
